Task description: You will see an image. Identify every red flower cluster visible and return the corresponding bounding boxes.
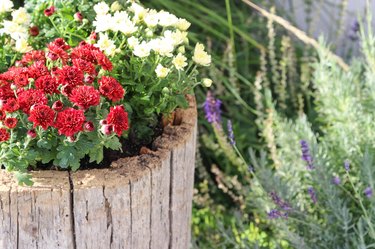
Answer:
[0,38,128,143]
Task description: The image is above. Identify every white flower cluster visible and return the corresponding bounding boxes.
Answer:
[0,4,32,53]
[92,1,212,85]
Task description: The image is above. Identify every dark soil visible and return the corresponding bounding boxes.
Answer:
[34,118,164,171]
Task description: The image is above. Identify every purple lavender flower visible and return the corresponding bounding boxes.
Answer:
[300,140,314,170]
[270,192,292,211]
[248,165,254,172]
[348,20,360,41]
[267,209,288,219]
[332,176,341,185]
[364,187,373,198]
[344,159,350,172]
[227,120,235,146]
[203,91,222,125]
[308,187,317,204]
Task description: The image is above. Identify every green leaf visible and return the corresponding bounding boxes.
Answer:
[89,145,104,164]
[104,136,122,151]
[14,172,33,186]
[176,95,189,108]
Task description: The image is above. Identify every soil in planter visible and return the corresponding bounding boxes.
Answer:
[34,118,164,171]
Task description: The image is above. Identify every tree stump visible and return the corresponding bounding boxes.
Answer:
[0,96,197,249]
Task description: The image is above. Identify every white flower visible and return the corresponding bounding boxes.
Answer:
[15,38,32,53]
[172,53,188,70]
[157,10,178,27]
[202,78,213,87]
[193,43,211,66]
[119,20,137,35]
[164,30,187,47]
[0,0,13,14]
[0,20,28,40]
[94,2,110,16]
[12,8,31,25]
[149,37,174,57]
[127,36,139,49]
[155,64,170,78]
[143,9,159,28]
[95,33,116,56]
[129,2,146,23]
[93,14,114,33]
[176,18,191,31]
[110,1,122,12]
[133,41,151,58]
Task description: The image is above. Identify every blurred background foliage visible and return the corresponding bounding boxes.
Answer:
[143,0,359,248]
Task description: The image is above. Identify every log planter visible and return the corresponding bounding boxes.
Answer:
[0,96,197,249]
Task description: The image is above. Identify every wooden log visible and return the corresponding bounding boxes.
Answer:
[0,97,197,249]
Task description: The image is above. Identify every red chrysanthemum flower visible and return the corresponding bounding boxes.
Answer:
[35,75,59,94]
[55,66,84,87]
[4,117,17,129]
[28,105,55,130]
[105,105,129,136]
[71,42,98,63]
[28,61,49,79]
[1,67,29,87]
[2,98,19,113]
[17,89,47,114]
[54,108,85,137]
[0,84,14,101]
[69,85,100,110]
[0,110,6,121]
[47,43,69,63]
[44,6,56,17]
[0,128,10,142]
[93,50,113,71]
[51,38,70,50]
[98,76,125,102]
[20,50,46,66]
[72,58,97,76]
[14,72,29,88]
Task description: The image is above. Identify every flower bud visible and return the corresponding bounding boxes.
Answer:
[84,121,95,132]
[111,1,122,12]
[202,78,213,87]
[145,28,153,38]
[29,26,39,36]
[47,52,58,61]
[89,32,97,43]
[67,136,76,143]
[100,124,113,135]
[84,75,95,84]
[74,12,83,22]
[52,100,63,111]
[99,119,107,125]
[10,84,17,90]
[27,129,37,139]
[162,87,170,95]
[178,46,185,54]
[44,6,56,17]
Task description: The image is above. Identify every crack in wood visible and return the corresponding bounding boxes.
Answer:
[168,150,174,249]
[68,172,77,249]
[102,186,114,247]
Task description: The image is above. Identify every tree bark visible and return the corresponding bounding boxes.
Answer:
[0,96,197,249]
